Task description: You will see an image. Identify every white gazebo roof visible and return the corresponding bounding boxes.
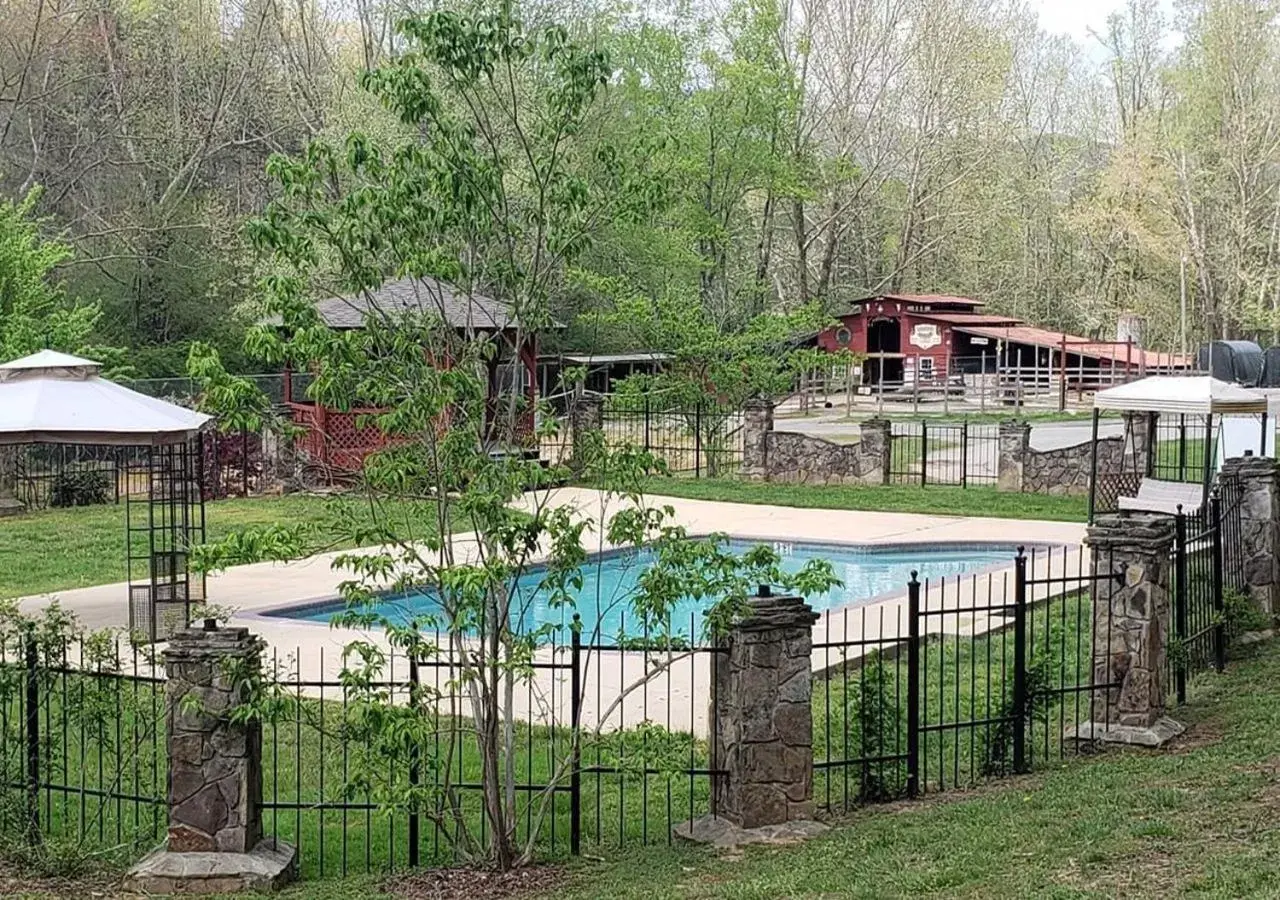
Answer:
[1095,375,1269,416]
[0,350,212,446]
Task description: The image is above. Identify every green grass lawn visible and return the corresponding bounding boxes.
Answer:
[0,495,445,599]
[546,636,1280,900]
[639,477,1088,522]
[1154,437,1211,484]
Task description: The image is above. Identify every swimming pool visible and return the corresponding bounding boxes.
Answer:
[264,539,1024,638]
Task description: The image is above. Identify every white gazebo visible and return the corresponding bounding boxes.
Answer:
[1089,375,1269,518]
[1094,375,1269,418]
[0,350,213,641]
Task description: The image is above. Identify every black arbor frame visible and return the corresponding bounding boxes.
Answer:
[125,439,207,643]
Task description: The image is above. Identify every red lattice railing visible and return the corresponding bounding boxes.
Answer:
[288,402,391,473]
[289,401,537,474]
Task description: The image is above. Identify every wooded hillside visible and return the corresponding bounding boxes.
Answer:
[3,0,1278,372]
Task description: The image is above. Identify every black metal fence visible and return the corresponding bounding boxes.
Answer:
[0,639,166,861]
[3,431,263,512]
[4,444,137,510]
[887,421,1000,487]
[0,503,1249,874]
[600,397,745,477]
[0,614,723,878]
[1150,413,1217,484]
[813,492,1247,810]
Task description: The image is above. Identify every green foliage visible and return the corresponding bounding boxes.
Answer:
[0,189,101,361]
[187,342,278,433]
[0,601,162,867]
[982,627,1060,777]
[853,653,907,801]
[199,1,842,872]
[1223,588,1271,638]
[46,470,111,508]
[577,278,833,408]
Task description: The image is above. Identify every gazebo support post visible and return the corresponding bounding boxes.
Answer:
[1202,413,1215,505]
[1088,407,1101,523]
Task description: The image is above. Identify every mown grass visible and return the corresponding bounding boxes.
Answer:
[639,477,1088,522]
[549,637,1280,900]
[3,597,1271,897]
[0,495,447,599]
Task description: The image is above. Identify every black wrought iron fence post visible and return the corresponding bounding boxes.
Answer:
[920,421,929,486]
[960,421,969,488]
[23,633,39,847]
[1012,551,1028,775]
[1178,414,1187,481]
[906,573,920,799]
[241,427,250,497]
[1174,508,1189,705]
[1211,491,1227,672]
[694,403,703,479]
[569,615,582,856]
[407,654,421,868]
[643,397,651,456]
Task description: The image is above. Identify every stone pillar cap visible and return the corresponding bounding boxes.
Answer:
[1221,455,1278,477]
[1085,513,1176,550]
[163,626,263,661]
[736,594,819,631]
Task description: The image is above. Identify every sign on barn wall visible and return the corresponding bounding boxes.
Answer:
[909,323,942,350]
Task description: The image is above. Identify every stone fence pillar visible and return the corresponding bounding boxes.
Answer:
[997,420,1030,492]
[858,418,892,486]
[1220,455,1280,617]
[126,624,296,893]
[679,589,825,844]
[569,393,604,473]
[1072,514,1183,747]
[742,399,773,479]
[1122,411,1153,474]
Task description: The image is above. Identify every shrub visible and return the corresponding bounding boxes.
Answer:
[47,470,111,507]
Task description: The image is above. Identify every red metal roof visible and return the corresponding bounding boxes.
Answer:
[852,293,984,308]
[911,311,1021,326]
[953,324,1193,368]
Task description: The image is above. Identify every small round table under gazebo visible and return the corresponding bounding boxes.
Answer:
[0,350,212,641]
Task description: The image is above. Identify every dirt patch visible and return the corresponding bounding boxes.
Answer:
[384,864,565,900]
[1165,716,1226,754]
[0,870,111,899]
[1051,847,1180,897]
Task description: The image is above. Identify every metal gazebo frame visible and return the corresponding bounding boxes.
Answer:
[1087,375,1271,521]
[0,351,213,642]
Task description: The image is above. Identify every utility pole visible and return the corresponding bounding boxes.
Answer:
[1179,252,1188,361]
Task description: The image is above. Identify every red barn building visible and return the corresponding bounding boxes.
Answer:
[283,277,539,473]
[818,294,1190,388]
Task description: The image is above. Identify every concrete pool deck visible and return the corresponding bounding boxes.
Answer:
[17,488,1089,737]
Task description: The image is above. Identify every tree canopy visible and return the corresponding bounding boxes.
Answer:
[6,0,1280,366]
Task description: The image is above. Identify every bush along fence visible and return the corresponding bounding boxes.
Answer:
[0,468,1273,884]
[0,428,271,514]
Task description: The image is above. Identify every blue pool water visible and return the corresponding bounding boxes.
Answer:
[268,540,1022,638]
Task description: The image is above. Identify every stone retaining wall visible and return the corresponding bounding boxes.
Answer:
[1023,436,1124,496]
[998,413,1149,496]
[742,400,889,486]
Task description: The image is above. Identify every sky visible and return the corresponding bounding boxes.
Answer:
[1034,0,1182,44]
[1032,0,1182,58]
[1032,0,1129,44]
